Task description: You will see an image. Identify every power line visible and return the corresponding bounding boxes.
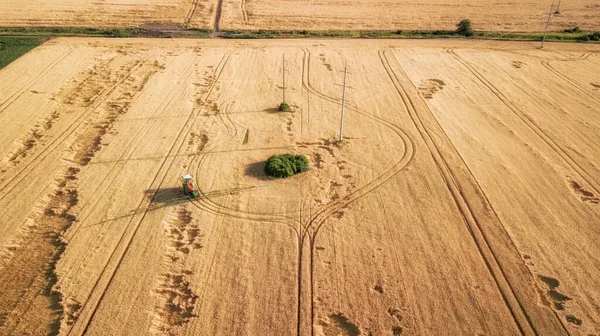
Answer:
[541,0,555,48]
[282,54,286,104]
[339,63,348,142]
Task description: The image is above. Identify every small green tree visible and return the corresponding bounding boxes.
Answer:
[456,19,474,37]
[279,102,291,112]
[264,154,310,178]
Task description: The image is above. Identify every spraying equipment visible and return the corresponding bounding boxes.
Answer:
[182,174,199,198]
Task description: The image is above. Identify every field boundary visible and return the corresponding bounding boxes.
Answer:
[1,26,599,43]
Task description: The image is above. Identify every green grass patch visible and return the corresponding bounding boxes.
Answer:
[0,37,44,70]
[243,129,249,145]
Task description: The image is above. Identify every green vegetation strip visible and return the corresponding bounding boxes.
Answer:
[0,27,211,38]
[219,29,600,42]
[0,37,44,70]
[0,24,598,44]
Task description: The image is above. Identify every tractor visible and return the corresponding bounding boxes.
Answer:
[182,174,199,198]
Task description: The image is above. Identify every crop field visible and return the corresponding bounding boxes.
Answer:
[220,0,600,32]
[1,0,600,33]
[0,38,599,335]
[0,0,218,29]
[0,37,44,70]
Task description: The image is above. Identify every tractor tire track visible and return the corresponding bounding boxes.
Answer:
[0,46,73,116]
[541,60,600,106]
[184,0,199,27]
[65,55,193,243]
[448,48,600,195]
[64,56,200,335]
[380,47,533,336]
[299,48,416,336]
[0,54,161,336]
[68,57,204,336]
[212,0,224,36]
[0,55,153,202]
[186,50,297,225]
[383,47,570,335]
[186,48,416,335]
[241,0,249,24]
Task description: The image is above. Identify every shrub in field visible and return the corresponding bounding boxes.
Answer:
[576,32,600,41]
[264,154,310,178]
[279,102,291,112]
[456,19,474,37]
[563,27,581,33]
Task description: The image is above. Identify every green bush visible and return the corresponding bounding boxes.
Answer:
[279,102,291,112]
[577,35,591,41]
[563,27,581,33]
[456,19,474,37]
[264,154,310,178]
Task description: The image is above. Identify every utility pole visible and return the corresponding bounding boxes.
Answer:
[554,0,562,13]
[339,63,348,142]
[541,0,555,48]
[282,54,286,104]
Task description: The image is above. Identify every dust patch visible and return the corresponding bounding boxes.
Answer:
[511,61,524,68]
[417,79,445,99]
[316,313,361,336]
[69,60,160,165]
[60,57,119,107]
[538,275,572,311]
[6,111,60,166]
[0,62,156,331]
[0,165,81,335]
[187,132,209,152]
[566,314,582,326]
[319,53,333,71]
[568,179,599,204]
[151,206,204,335]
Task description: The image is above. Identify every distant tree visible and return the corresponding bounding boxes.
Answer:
[456,19,474,37]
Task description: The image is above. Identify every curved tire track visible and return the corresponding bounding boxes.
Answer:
[386,47,570,335]
[448,48,600,195]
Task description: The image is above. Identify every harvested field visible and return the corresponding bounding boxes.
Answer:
[0,38,599,335]
[220,0,600,32]
[0,0,218,29]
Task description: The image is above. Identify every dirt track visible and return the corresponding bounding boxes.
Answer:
[0,38,599,335]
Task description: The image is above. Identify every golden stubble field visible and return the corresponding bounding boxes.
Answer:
[0,38,599,335]
[0,0,219,28]
[220,0,600,31]
[1,0,600,32]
